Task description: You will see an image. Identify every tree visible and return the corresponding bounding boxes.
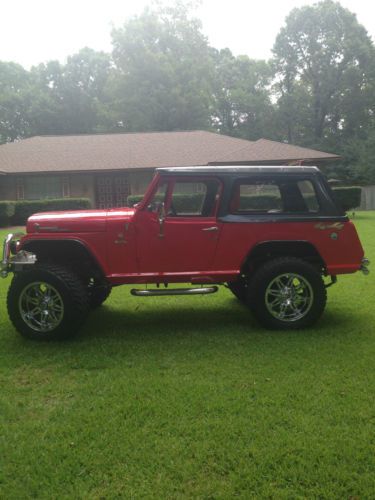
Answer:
[110,3,213,132]
[31,48,113,135]
[0,62,34,143]
[210,49,274,140]
[273,0,375,147]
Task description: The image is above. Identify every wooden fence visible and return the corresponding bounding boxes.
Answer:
[358,186,375,210]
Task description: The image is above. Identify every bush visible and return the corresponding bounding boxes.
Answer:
[0,201,16,227]
[12,198,91,225]
[127,193,283,212]
[332,187,362,212]
[127,195,144,206]
[239,194,282,211]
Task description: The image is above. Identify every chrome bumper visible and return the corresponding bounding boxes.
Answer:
[1,233,36,278]
[360,257,370,275]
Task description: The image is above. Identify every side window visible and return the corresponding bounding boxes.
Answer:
[169,180,220,217]
[147,181,168,211]
[230,178,321,214]
[230,181,283,213]
[297,180,320,212]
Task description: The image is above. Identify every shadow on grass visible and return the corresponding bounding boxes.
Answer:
[2,299,361,368]
[81,301,257,340]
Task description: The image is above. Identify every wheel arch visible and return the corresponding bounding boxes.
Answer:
[21,238,106,281]
[242,240,326,274]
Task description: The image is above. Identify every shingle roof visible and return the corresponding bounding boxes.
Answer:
[0,131,339,174]
[212,138,339,163]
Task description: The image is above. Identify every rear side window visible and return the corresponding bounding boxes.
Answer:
[231,182,282,213]
[297,180,320,212]
[230,178,321,214]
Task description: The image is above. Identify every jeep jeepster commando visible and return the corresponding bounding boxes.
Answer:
[1,166,369,340]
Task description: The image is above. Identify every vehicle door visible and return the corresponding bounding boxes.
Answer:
[135,176,223,274]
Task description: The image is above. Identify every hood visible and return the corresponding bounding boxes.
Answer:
[27,207,135,234]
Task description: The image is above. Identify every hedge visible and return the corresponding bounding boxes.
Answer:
[332,187,362,212]
[0,198,92,227]
[127,193,282,212]
[12,198,91,225]
[0,201,16,226]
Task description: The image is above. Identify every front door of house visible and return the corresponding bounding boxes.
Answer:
[96,175,130,209]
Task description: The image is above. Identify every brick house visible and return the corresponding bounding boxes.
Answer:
[0,131,339,208]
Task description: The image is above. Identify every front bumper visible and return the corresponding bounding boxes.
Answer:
[1,233,36,278]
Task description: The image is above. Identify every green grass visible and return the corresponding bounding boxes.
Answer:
[1,214,375,498]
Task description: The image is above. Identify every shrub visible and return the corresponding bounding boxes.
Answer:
[239,194,282,211]
[127,193,283,212]
[0,201,16,227]
[332,187,362,212]
[127,195,145,206]
[12,198,91,225]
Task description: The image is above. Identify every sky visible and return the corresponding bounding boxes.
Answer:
[0,0,374,68]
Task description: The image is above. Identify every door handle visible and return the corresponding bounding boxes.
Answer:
[202,226,218,232]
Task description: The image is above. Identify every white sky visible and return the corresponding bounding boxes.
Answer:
[0,0,374,68]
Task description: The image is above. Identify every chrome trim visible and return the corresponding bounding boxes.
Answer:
[265,273,314,322]
[1,232,36,278]
[202,226,218,232]
[131,286,219,296]
[360,257,370,275]
[19,281,64,332]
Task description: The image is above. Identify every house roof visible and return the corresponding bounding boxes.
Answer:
[211,138,340,164]
[0,131,339,175]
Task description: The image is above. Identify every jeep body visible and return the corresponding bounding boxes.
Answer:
[1,166,369,339]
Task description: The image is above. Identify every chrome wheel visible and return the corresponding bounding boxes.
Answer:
[265,273,313,322]
[18,282,64,332]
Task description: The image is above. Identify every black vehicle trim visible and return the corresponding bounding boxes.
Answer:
[21,238,105,277]
[218,214,349,223]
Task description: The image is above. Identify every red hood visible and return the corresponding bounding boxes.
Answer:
[27,208,135,233]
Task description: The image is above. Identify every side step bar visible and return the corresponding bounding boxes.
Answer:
[131,286,219,297]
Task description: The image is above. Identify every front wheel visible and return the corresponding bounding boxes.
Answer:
[248,257,327,329]
[7,264,90,340]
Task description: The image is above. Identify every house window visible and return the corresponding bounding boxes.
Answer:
[24,176,63,200]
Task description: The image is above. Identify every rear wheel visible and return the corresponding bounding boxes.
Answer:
[248,257,326,329]
[7,264,89,340]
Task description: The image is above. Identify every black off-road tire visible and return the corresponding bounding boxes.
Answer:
[7,264,90,341]
[88,284,112,309]
[247,257,327,330]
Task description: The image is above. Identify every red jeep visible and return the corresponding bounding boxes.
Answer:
[1,166,369,340]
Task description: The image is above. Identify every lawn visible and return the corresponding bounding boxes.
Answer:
[0,214,375,498]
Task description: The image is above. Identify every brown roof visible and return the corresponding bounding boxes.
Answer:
[0,131,339,175]
[212,138,339,164]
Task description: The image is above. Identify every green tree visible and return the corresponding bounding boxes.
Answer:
[273,0,375,147]
[0,62,35,143]
[31,48,112,135]
[110,3,213,132]
[210,49,274,140]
